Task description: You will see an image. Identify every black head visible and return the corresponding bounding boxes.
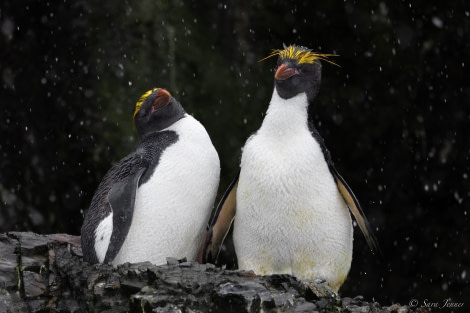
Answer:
[133,88,185,138]
[262,45,338,102]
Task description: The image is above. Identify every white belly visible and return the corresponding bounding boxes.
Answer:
[234,130,353,290]
[112,115,220,266]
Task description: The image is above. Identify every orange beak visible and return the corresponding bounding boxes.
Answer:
[152,89,171,112]
[275,63,299,80]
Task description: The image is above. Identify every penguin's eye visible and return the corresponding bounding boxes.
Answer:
[139,103,152,117]
[141,110,149,117]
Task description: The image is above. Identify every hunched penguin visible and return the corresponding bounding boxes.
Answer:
[81,88,220,266]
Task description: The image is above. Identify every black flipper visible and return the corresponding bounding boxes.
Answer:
[306,114,381,255]
[103,167,147,263]
[329,165,381,255]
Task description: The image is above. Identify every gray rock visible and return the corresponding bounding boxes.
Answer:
[0,232,418,313]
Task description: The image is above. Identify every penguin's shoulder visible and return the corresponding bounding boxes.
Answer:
[136,129,180,184]
[166,114,212,143]
[306,117,334,167]
[86,142,155,215]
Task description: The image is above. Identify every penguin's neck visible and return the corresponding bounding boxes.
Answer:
[139,114,187,141]
[259,88,310,138]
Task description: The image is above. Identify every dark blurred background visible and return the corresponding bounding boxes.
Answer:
[1,0,468,306]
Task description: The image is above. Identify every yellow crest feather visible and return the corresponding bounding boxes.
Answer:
[133,88,160,119]
[260,45,340,67]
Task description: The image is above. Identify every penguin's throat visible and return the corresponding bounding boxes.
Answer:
[260,90,309,137]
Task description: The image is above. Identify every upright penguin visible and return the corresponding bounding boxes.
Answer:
[201,45,379,291]
[81,88,220,266]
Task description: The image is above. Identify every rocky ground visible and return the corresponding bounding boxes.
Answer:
[0,232,426,313]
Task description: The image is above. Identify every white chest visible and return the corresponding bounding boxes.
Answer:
[234,91,353,290]
[112,115,220,266]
